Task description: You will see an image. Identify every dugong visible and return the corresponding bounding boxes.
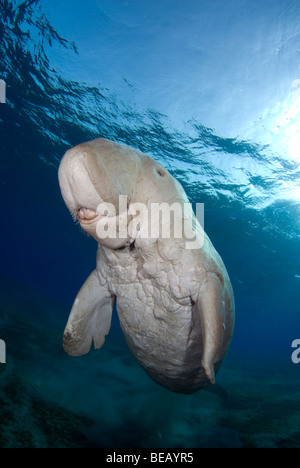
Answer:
[58,138,234,394]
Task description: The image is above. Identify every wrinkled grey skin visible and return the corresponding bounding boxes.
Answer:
[58,138,235,394]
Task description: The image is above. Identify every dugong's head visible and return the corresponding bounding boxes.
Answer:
[58,138,187,249]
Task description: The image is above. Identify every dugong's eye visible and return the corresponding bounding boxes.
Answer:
[157,168,165,177]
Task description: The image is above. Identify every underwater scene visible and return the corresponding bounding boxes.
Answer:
[0,0,300,449]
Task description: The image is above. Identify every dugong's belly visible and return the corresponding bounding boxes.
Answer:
[117,288,208,393]
[98,249,209,393]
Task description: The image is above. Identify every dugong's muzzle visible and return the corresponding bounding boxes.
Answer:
[58,142,133,248]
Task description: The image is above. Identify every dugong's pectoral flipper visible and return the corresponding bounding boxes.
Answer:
[197,274,225,385]
[63,269,114,356]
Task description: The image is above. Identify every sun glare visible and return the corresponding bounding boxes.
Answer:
[270,83,300,163]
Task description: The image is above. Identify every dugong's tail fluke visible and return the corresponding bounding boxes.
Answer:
[197,273,226,384]
[63,269,114,356]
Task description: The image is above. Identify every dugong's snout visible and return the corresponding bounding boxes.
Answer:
[58,146,109,247]
[59,147,102,215]
[58,140,133,248]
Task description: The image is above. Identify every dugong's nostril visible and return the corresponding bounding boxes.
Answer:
[157,168,165,177]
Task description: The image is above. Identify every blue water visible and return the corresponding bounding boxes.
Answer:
[0,0,300,448]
